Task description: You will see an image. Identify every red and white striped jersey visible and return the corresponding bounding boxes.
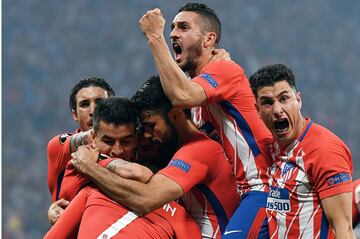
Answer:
[191,61,272,196]
[267,118,353,238]
[352,179,360,226]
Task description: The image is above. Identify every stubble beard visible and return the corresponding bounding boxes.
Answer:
[179,38,203,74]
[157,122,179,169]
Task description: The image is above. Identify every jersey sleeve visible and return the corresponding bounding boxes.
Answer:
[47,133,74,201]
[44,187,91,239]
[158,138,220,193]
[59,162,90,201]
[59,158,115,201]
[309,137,353,199]
[192,61,246,104]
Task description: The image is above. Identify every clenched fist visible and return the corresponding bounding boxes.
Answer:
[139,8,165,40]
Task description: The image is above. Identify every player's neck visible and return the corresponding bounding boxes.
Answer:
[176,119,201,145]
[188,53,213,78]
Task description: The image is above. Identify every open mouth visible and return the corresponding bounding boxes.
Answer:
[172,42,183,61]
[273,118,289,134]
[88,121,93,128]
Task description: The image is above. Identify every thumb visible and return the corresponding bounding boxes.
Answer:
[57,198,70,207]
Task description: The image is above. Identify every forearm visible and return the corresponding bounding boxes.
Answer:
[106,159,154,183]
[148,36,198,107]
[83,162,163,214]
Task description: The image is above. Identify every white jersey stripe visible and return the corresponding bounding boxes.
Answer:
[97,211,138,239]
[206,104,261,187]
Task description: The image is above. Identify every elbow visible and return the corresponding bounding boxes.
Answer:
[169,96,193,109]
[166,91,192,109]
[134,197,160,216]
[136,200,157,215]
[170,98,185,108]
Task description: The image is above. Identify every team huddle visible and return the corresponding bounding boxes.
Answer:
[44,3,356,239]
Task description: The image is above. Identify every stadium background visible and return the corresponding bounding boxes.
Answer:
[3,0,360,238]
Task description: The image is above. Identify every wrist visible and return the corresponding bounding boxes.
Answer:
[147,34,166,45]
[81,158,99,176]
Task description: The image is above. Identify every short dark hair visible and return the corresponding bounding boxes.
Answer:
[69,77,115,112]
[93,97,139,134]
[178,3,221,44]
[249,64,297,98]
[131,75,191,118]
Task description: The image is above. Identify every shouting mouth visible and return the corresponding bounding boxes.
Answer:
[273,118,289,135]
[172,42,183,62]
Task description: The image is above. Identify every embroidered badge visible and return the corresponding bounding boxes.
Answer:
[168,159,191,173]
[282,162,294,175]
[327,173,351,186]
[200,73,218,88]
[59,133,72,145]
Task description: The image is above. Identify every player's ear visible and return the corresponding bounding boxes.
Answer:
[255,102,260,114]
[168,108,182,124]
[72,109,79,122]
[203,31,217,48]
[296,92,302,110]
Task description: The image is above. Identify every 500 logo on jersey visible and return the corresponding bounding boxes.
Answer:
[266,186,291,212]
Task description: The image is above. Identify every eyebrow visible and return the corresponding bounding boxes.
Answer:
[102,133,134,140]
[275,90,291,98]
[171,21,188,30]
[259,89,290,101]
[78,98,90,103]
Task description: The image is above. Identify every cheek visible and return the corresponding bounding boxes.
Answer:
[260,112,272,127]
[153,126,164,139]
[79,108,91,116]
[96,142,111,154]
[287,104,300,120]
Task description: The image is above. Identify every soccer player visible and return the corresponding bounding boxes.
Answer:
[70,76,240,239]
[45,97,201,239]
[249,64,354,238]
[352,179,360,227]
[139,3,272,237]
[47,77,115,223]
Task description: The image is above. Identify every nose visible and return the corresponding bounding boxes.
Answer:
[170,27,179,41]
[89,102,96,116]
[273,101,284,118]
[110,142,124,158]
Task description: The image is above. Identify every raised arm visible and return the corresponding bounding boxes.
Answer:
[322,192,355,239]
[139,8,206,108]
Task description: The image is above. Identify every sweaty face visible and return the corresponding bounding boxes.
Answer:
[139,111,178,167]
[73,86,110,131]
[170,11,204,72]
[94,121,137,160]
[256,80,305,148]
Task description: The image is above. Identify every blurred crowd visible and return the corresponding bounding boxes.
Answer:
[3,0,360,238]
